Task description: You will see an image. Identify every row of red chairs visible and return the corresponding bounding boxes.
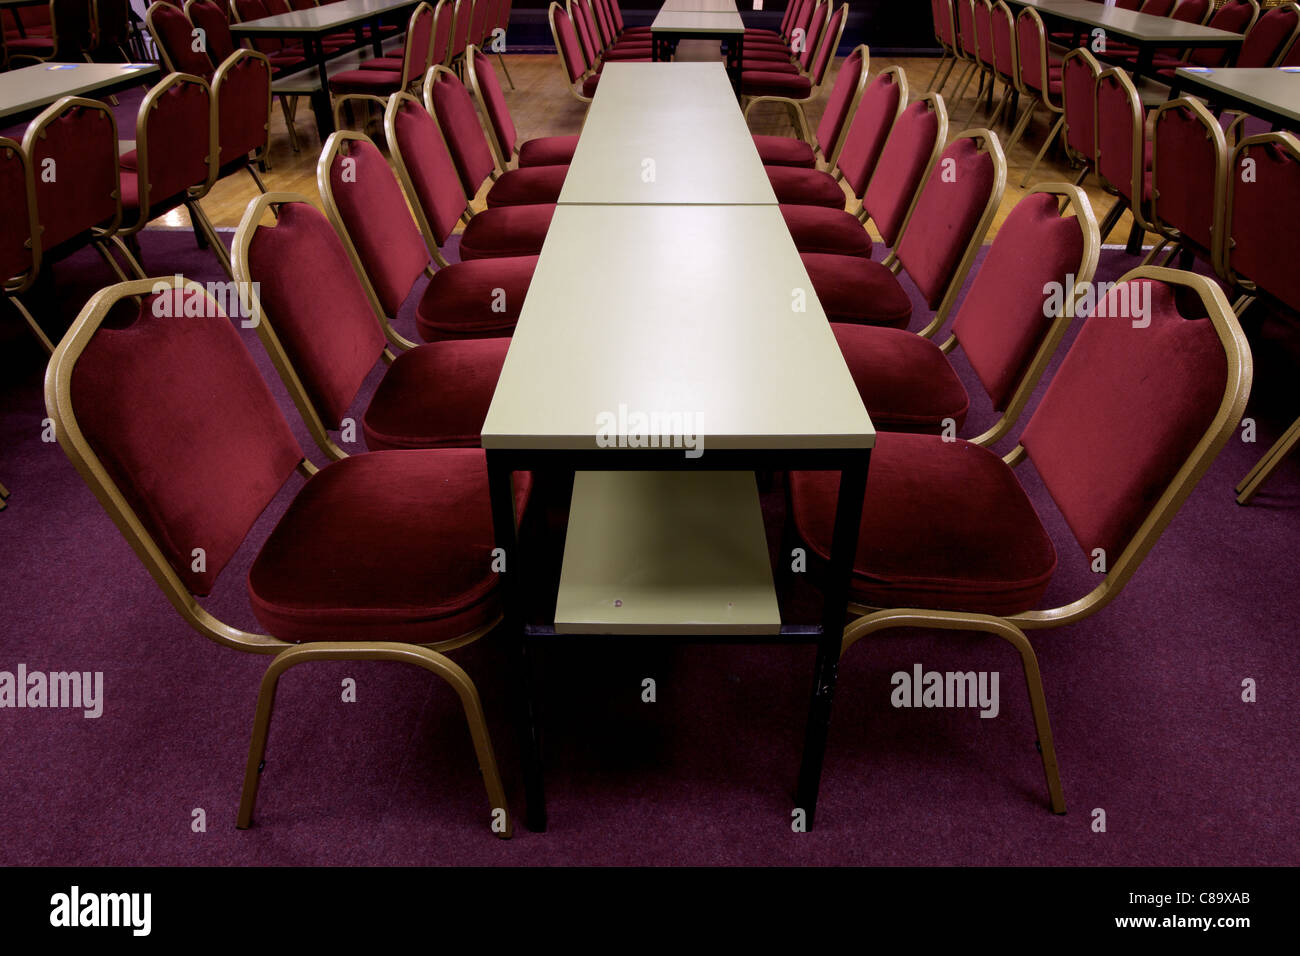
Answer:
[1,0,141,68]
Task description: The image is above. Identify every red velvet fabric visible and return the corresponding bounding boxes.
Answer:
[0,141,33,283]
[364,337,510,449]
[836,69,903,198]
[554,7,587,82]
[416,254,536,340]
[72,290,303,596]
[780,204,872,258]
[800,253,912,327]
[1020,279,1229,559]
[215,52,271,167]
[991,2,1016,79]
[797,0,828,71]
[1238,5,1297,67]
[459,203,553,259]
[1228,139,1300,312]
[433,1,453,65]
[137,78,212,217]
[329,68,403,94]
[1015,10,1047,94]
[391,96,467,247]
[1152,104,1220,254]
[248,449,530,643]
[518,134,579,168]
[1062,53,1098,162]
[327,137,431,318]
[150,3,215,79]
[581,73,601,97]
[247,203,388,428]
[753,134,817,168]
[360,56,406,71]
[429,69,501,197]
[571,0,600,66]
[832,323,970,432]
[187,0,236,64]
[30,103,119,251]
[1187,0,1256,65]
[789,433,1057,615]
[741,70,813,98]
[813,47,864,158]
[766,165,845,208]
[950,192,1083,411]
[862,99,939,248]
[974,0,994,69]
[896,136,995,309]
[809,3,845,83]
[484,164,566,207]
[1096,72,1142,204]
[472,47,518,157]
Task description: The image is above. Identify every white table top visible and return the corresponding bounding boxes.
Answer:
[230,0,416,34]
[1175,66,1300,125]
[555,471,781,635]
[480,204,875,452]
[651,10,746,34]
[1010,0,1245,45]
[0,63,159,124]
[659,0,741,12]
[558,62,775,205]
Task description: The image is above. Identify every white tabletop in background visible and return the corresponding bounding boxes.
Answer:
[651,9,746,33]
[481,204,875,452]
[659,0,742,13]
[0,63,159,123]
[558,62,775,205]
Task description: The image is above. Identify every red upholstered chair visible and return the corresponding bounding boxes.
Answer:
[789,267,1252,818]
[317,131,535,344]
[1007,7,1065,187]
[91,0,135,62]
[5,0,92,64]
[466,44,577,170]
[1140,0,1177,16]
[183,0,236,65]
[744,0,817,67]
[568,0,650,66]
[1221,132,1300,503]
[425,64,567,207]
[385,92,551,262]
[212,48,274,192]
[756,43,868,175]
[549,1,598,102]
[801,126,1005,335]
[927,0,964,96]
[0,137,49,353]
[956,0,1000,127]
[601,0,652,42]
[485,0,514,86]
[230,0,307,72]
[1057,46,1102,189]
[46,276,516,837]
[745,0,807,46]
[363,0,457,71]
[329,2,435,130]
[831,185,1099,444]
[1094,67,1162,253]
[112,72,227,278]
[145,0,215,78]
[780,75,925,260]
[1234,2,1300,66]
[947,0,984,107]
[449,0,472,69]
[971,0,1018,132]
[1148,97,1228,276]
[741,3,847,144]
[1153,0,1259,73]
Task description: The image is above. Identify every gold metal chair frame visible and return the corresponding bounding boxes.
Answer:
[548,1,593,103]
[957,0,1000,128]
[423,61,510,199]
[741,1,848,146]
[830,265,1252,816]
[1148,96,1228,277]
[144,1,187,75]
[1057,46,1101,188]
[45,275,512,837]
[869,85,943,255]
[845,63,910,223]
[948,0,985,109]
[384,90,466,271]
[464,41,517,172]
[965,0,1017,133]
[211,47,275,192]
[331,1,435,131]
[1094,66,1163,256]
[817,44,870,174]
[940,182,1101,447]
[1,136,51,353]
[927,0,961,94]
[1006,7,1066,187]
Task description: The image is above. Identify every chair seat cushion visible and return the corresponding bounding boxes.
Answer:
[518,134,580,168]
[781,203,872,258]
[753,134,817,168]
[364,337,510,450]
[248,448,531,644]
[742,70,813,98]
[484,164,567,208]
[800,252,912,327]
[459,203,554,260]
[328,68,403,94]
[360,56,405,70]
[741,57,799,73]
[831,323,969,433]
[582,73,601,97]
[416,254,537,341]
[602,46,655,60]
[767,165,846,208]
[788,433,1057,615]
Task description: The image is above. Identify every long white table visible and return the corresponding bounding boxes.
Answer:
[558,62,774,204]
[650,8,747,91]
[0,63,159,127]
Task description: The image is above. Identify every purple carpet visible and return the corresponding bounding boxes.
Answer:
[0,227,1297,866]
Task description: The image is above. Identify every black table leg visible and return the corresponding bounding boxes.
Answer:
[1135,44,1154,84]
[487,453,547,832]
[1124,218,1145,256]
[309,37,335,139]
[794,455,870,829]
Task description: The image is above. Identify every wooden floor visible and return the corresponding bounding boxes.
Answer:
[185,47,1155,247]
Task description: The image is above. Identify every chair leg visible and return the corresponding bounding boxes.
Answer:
[96,237,143,282]
[933,55,958,97]
[1072,165,1090,188]
[1003,95,1039,154]
[960,72,991,127]
[237,641,512,837]
[246,164,269,194]
[1019,113,1065,188]
[788,101,812,144]
[494,49,515,90]
[187,201,234,280]
[0,480,8,510]
[279,97,301,153]
[6,294,55,353]
[951,61,978,104]
[1097,197,1127,244]
[927,52,952,92]
[1236,415,1300,504]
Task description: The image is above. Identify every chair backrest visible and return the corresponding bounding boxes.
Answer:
[1150,96,1227,262]
[797,0,828,70]
[93,0,132,49]
[47,276,304,601]
[1222,131,1300,309]
[1061,46,1101,166]
[861,93,946,249]
[1139,0,1176,15]
[424,63,501,195]
[568,0,600,67]
[607,0,627,34]
[128,71,216,226]
[990,0,1016,81]
[789,0,818,52]
[1017,267,1249,603]
[949,186,1098,433]
[50,0,94,57]
[549,2,588,84]
[1170,0,1210,24]
[1015,7,1056,106]
[234,191,388,437]
[813,43,868,168]
[185,0,237,65]
[22,97,121,252]
[957,0,978,57]
[318,132,432,330]
[1236,2,1299,67]
[432,0,455,66]
[385,91,470,259]
[833,63,906,199]
[931,0,955,49]
[1189,0,1259,65]
[1094,67,1143,208]
[451,0,472,60]
[467,43,517,168]
[0,138,39,293]
[807,2,848,88]
[231,0,288,55]
[471,0,491,45]
[147,1,215,78]
[213,48,273,169]
[974,0,995,69]
[894,128,1007,328]
[590,0,615,46]
[780,0,809,42]
[398,2,436,85]
[1114,0,1141,10]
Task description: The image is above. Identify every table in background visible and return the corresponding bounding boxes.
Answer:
[0,62,159,128]
[1173,66,1300,130]
[650,9,746,93]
